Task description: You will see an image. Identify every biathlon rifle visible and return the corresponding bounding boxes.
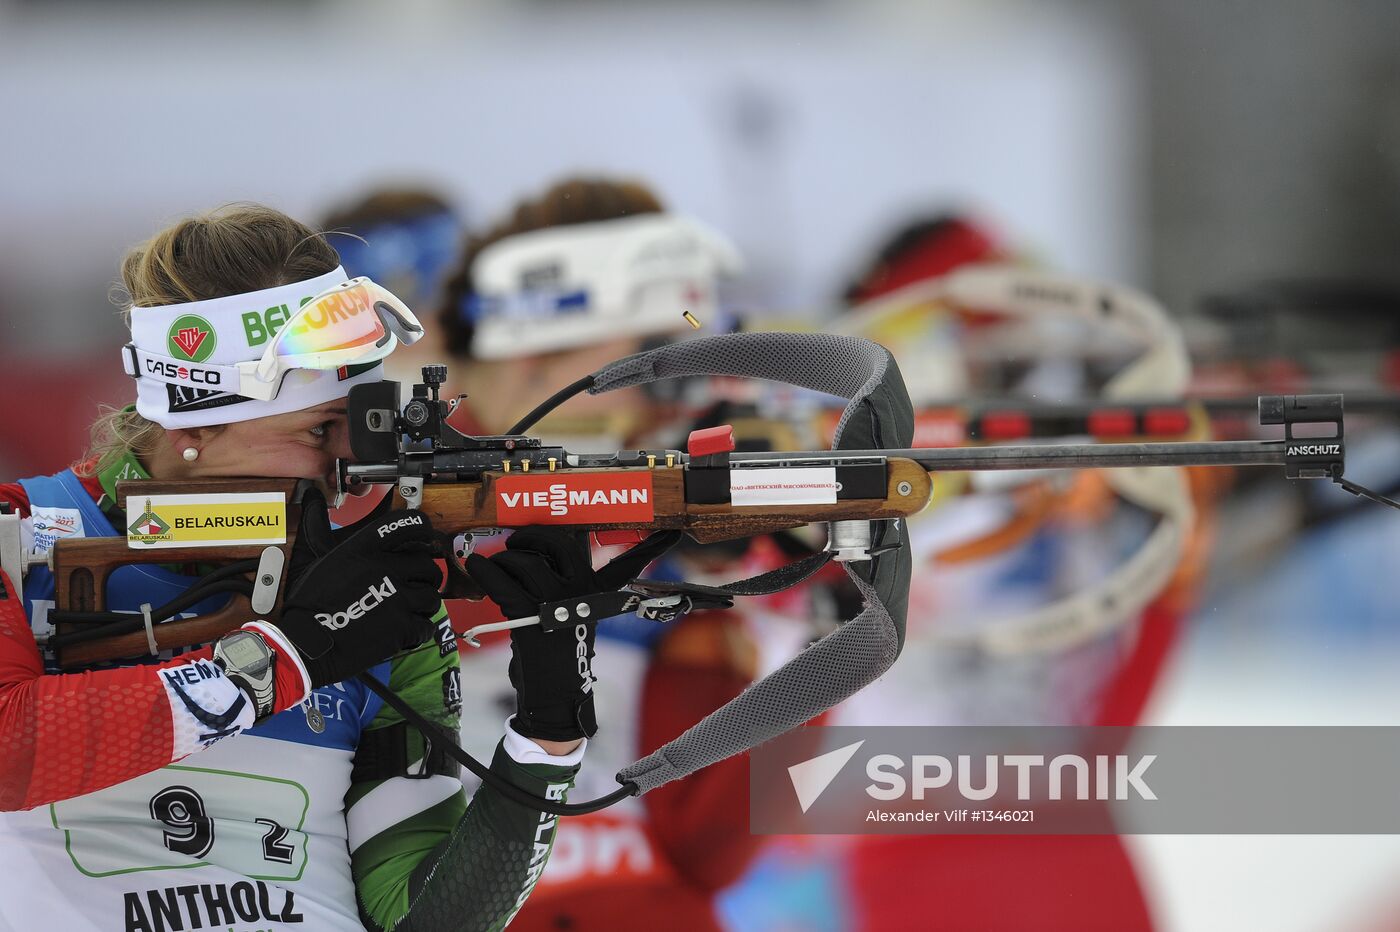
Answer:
[18,332,1399,817]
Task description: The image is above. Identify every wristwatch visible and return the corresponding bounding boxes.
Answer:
[212,629,277,724]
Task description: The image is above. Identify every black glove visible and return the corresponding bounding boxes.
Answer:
[466,527,678,742]
[269,490,443,688]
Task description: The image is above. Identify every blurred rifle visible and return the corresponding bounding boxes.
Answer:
[880,393,1400,448]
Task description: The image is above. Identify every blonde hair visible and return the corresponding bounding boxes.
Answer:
[81,204,340,475]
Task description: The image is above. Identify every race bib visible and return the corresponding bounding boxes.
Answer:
[51,763,310,881]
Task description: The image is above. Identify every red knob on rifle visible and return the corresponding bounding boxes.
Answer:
[688,425,736,457]
[1088,409,1136,438]
[1144,407,1192,436]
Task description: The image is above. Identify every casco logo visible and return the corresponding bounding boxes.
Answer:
[167,315,217,362]
[316,576,396,630]
[1287,444,1341,457]
[496,474,654,524]
[146,358,222,386]
[378,514,424,538]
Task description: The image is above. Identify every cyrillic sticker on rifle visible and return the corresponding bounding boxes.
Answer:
[127,493,287,549]
[496,473,654,524]
[730,467,838,506]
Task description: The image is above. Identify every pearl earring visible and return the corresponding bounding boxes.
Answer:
[182,447,199,462]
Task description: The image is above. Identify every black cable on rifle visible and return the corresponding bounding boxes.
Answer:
[356,670,638,816]
[46,568,258,646]
[506,374,596,435]
[47,580,253,646]
[47,558,259,627]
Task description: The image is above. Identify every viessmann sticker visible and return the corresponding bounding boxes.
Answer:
[495,473,654,524]
[127,492,287,549]
[730,467,838,506]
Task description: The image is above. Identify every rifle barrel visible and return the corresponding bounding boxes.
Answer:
[344,439,1291,485]
[731,440,1286,472]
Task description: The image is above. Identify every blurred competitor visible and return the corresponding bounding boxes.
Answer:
[824,217,1211,931]
[0,204,630,931]
[438,176,785,931]
[835,217,1204,725]
[321,186,466,384]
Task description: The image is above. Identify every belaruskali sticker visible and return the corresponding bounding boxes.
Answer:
[730,467,838,506]
[127,492,286,549]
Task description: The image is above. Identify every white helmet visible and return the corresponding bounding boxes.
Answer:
[465,214,742,359]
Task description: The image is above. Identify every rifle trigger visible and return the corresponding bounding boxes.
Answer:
[250,546,285,616]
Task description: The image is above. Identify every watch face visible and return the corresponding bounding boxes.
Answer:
[223,634,270,672]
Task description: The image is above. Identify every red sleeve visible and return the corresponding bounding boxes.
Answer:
[638,612,765,894]
[0,478,315,811]
[0,568,204,810]
[0,569,307,812]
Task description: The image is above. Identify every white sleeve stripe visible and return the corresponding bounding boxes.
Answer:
[502,717,588,766]
[154,658,256,759]
[346,774,462,853]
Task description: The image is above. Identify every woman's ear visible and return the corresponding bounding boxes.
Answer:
[164,426,220,463]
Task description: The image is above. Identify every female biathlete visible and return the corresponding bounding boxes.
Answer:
[434,176,785,932]
[0,205,650,932]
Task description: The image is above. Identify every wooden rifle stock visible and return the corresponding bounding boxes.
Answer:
[49,479,302,670]
[45,462,932,669]
[408,458,932,543]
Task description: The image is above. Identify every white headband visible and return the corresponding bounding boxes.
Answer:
[126,266,384,428]
[468,214,743,359]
